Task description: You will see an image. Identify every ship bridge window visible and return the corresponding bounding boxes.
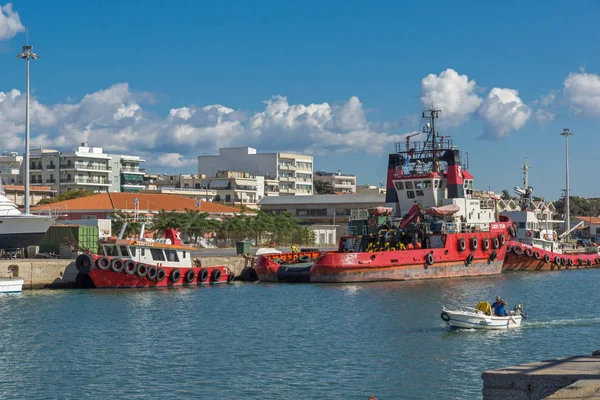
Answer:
[120,246,130,257]
[130,247,136,257]
[416,181,423,189]
[405,181,414,189]
[416,190,424,197]
[165,249,179,262]
[407,190,415,199]
[424,180,432,189]
[150,248,166,261]
[104,246,118,257]
[439,180,444,188]
[518,222,526,229]
[394,181,404,190]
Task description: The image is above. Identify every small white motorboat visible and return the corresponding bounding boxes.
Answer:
[0,277,24,293]
[441,302,526,330]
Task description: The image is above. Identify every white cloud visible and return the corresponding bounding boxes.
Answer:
[420,69,483,127]
[478,88,531,139]
[0,3,24,40]
[0,84,396,171]
[563,71,600,116]
[535,109,556,126]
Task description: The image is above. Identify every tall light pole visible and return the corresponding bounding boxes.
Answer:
[561,128,573,239]
[16,45,39,214]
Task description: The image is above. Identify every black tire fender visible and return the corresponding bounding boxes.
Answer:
[544,254,551,263]
[465,253,474,266]
[533,251,541,260]
[458,238,466,252]
[227,272,235,283]
[136,263,148,278]
[146,265,158,280]
[76,254,94,274]
[96,256,110,271]
[513,246,523,256]
[170,268,181,283]
[441,312,450,322]
[482,238,490,251]
[184,269,195,283]
[426,253,434,266]
[470,237,478,251]
[111,258,124,273]
[490,251,497,261]
[525,248,533,257]
[211,268,222,282]
[499,234,506,246]
[156,268,166,282]
[198,268,209,282]
[123,260,137,275]
[493,238,500,249]
[299,255,311,263]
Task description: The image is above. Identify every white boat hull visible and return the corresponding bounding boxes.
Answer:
[0,215,54,249]
[442,307,522,330]
[0,278,24,293]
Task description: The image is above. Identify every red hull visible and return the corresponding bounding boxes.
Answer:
[256,226,511,283]
[503,241,600,271]
[77,254,233,288]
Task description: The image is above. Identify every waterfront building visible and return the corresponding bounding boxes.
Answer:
[26,143,145,194]
[30,192,247,221]
[313,170,356,194]
[258,194,385,225]
[3,184,56,208]
[357,184,387,195]
[0,152,23,185]
[574,216,600,240]
[198,147,313,196]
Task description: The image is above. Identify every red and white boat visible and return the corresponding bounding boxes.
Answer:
[75,225,234,288]
[502,159,600,271]
[255,108,514,283]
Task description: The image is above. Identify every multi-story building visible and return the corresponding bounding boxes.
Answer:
[313,170,356,193]
[26,143,145,194]
[198,147,313,196]
[0,152,23,185]
[357,184,387,195]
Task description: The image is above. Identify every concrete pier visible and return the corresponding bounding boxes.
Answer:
[0,255,256,289]
[482,351,600,399]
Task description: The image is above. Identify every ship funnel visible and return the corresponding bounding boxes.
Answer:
[385,153,402,215]
[444,149,464,199]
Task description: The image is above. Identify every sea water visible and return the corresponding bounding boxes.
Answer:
[1,270,599,399]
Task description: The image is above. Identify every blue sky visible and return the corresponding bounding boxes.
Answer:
[1,1,600,200]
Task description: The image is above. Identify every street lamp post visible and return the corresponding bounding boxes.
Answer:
[16,45,39,215]
[560,128,573,240]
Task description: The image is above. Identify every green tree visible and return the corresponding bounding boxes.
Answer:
[37,189,96,206]
[109,210,141,238]
[314,180,336,194]
[501,189,511,200]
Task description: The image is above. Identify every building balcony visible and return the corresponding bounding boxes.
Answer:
[60,163,111,171]
[59,178,111,185]
[121,167,144,173]
[278,176,296,182]
[279,187,297,194]
[30,165,43,171]
[333,183,356,188]
[46,165,56,170]
[278,164,296,171]
[46,179,56,184]
[0,168,21,175]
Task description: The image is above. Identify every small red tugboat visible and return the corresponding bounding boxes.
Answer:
[75,225,234,288]
[255,108,514,283]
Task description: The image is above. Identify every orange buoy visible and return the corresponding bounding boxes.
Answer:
[406,243,414,250]
[416,242,422,249]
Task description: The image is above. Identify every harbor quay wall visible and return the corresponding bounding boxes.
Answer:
[0,256,255,290]
[482,351,600,399]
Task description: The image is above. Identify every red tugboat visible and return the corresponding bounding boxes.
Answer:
[502,158,600,271]
[75,224,234,288]
[255,108,514,283]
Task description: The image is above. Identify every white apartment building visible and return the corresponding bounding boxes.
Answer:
[27,143,145,194]
[0,152,23,185]
[198,147,313,195]
[314,170,357,193]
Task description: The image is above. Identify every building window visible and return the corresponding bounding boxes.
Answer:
[150,248,166,261]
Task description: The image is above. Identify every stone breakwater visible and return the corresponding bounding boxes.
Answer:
[0,256,256,289]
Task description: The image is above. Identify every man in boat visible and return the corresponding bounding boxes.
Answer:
[491,296,507,317]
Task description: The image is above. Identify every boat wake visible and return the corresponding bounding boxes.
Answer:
[522,317,600,329]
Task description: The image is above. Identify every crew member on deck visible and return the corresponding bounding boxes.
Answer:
[491,296,507,317]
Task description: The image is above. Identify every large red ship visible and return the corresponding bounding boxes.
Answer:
[255,108,514,283]
[75,225,234,288]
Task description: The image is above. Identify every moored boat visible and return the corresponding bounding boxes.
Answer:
[255,108,514,283]
[502,158,600,271]
[75,224,234,288]
[0,277,24,293]
[441,302,525,330]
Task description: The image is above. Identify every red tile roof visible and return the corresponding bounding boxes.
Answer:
[575,216,600,224]
[4,185,55,192]
[31,192,248,214]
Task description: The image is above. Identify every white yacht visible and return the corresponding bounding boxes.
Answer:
[0,180,55,250]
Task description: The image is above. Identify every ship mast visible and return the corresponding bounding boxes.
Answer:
[420,107,442,168]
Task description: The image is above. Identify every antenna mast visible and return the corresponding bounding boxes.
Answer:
[521,157,530,189]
